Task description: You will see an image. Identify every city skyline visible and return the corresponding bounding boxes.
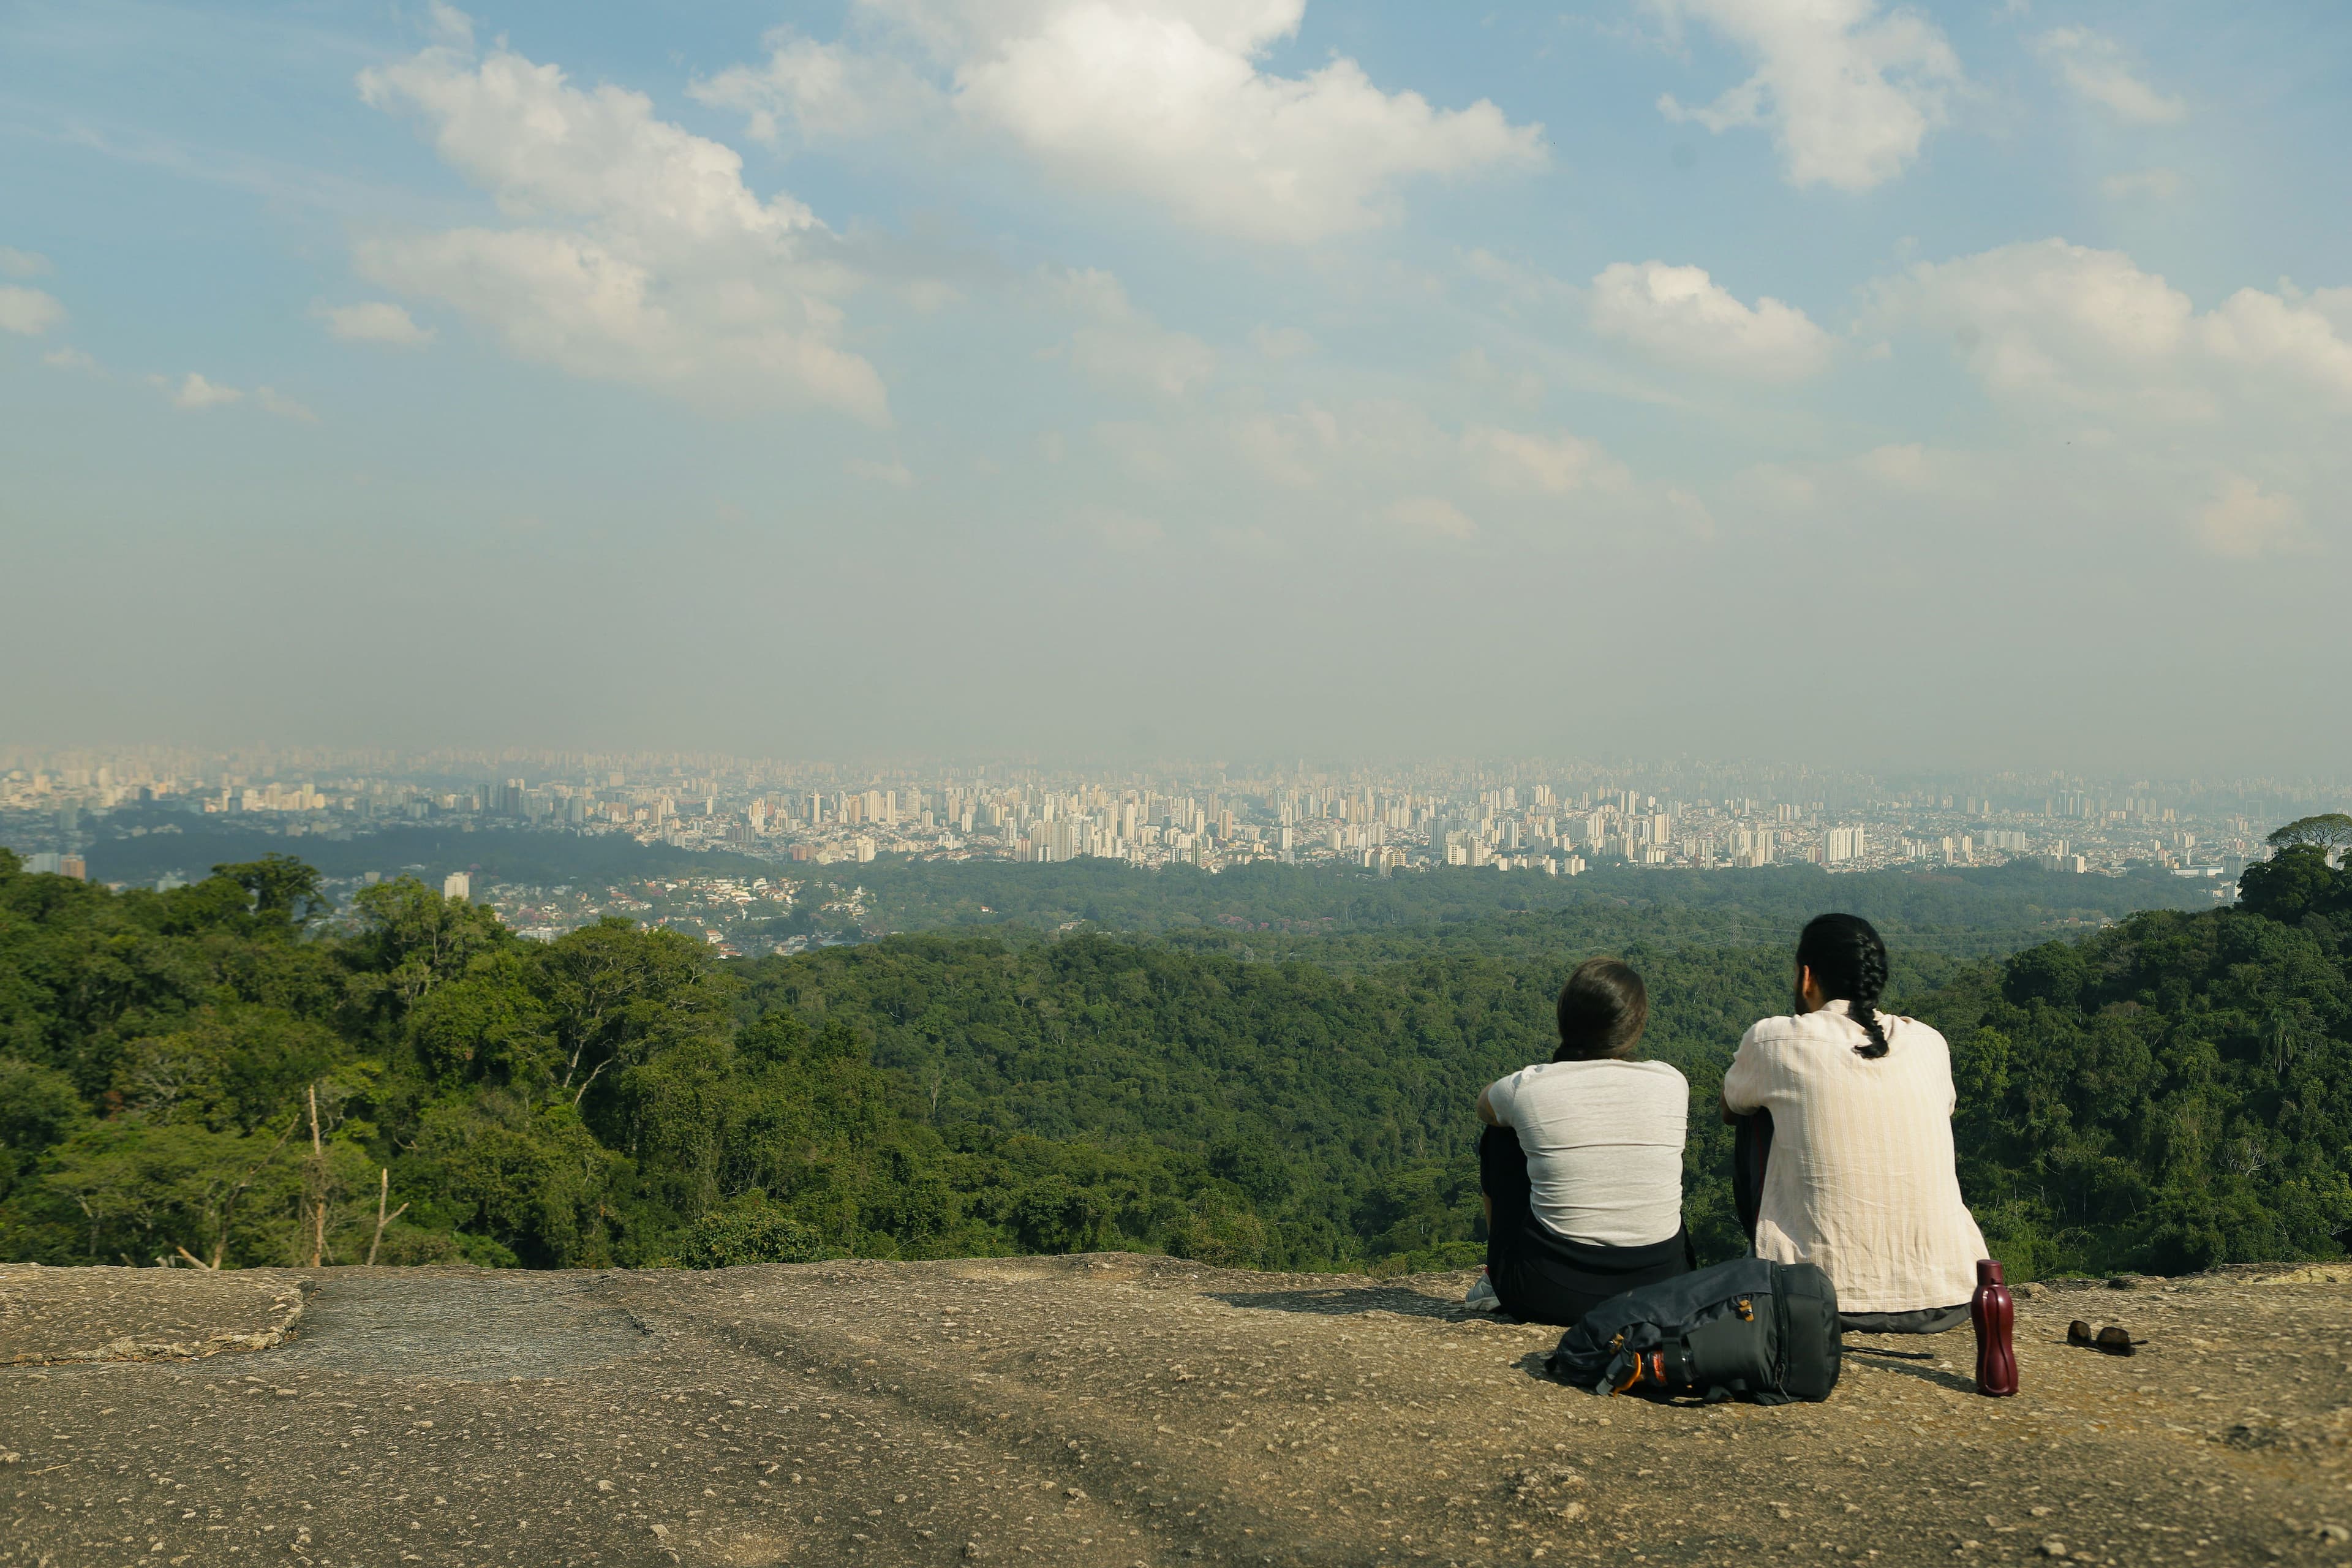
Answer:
[9,738,2315,867]
[15,736,2308,962]
[4,2,2349,769]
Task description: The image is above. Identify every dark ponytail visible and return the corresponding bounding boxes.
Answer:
[1555,957,1649,1061]
[1796,913,1891,1058]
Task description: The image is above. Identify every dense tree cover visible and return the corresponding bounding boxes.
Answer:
[797,856,2220,951]
[4,843,2341,1280]
[0,848,1242,1270]
[1918,843,2352,1276]
[734,930,1874,1272]
[2266,815,2352,854]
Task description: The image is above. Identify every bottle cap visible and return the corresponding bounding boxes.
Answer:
[1977,1259,2005,1286]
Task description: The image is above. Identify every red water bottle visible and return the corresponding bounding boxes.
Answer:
[1972,1259,2018,1397]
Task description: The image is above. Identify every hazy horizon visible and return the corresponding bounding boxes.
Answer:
[4,1,2346,773]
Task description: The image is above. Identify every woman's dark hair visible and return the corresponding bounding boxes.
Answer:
[1796,913,1891,1058]
[1554,957,1649,1061]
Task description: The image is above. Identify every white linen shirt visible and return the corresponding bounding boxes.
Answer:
[1721,1001,1989,1313]
[1483,1057,1689,1248]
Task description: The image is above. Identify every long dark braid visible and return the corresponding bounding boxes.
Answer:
[1796,913,1891,1058]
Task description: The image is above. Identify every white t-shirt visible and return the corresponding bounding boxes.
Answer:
[1483,1057,1689,1248]
[1722,1000,1990,1313]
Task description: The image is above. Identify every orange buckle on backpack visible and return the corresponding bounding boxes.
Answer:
[1613,1351,1664,1395]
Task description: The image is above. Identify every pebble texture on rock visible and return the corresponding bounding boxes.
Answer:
[0,1264,309,1366]
[2,1257,2347,1566]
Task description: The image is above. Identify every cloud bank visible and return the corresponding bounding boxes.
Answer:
[357,28,889,421]
[1654,0,1962,191]
[695,0,1546,243]
[1589,261,1830,380]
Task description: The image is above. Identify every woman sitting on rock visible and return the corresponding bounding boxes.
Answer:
[1475,957,1693,1324]
[1722,913,1989,1333]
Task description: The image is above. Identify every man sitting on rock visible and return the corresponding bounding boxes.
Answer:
[1722,914,1989,1333]
[1476,957,1694,1324]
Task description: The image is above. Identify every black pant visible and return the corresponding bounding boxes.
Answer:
[1732,1108,1774,1246]
[1480,1126,1693,1327]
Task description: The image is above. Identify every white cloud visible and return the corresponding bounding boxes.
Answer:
[0,246,51,279]
[1250,324,1315,360]
[1872,238,2352,414]
[1466,427,1629,496]
[426,0,474,50]
[1589,260,1830,380]
[1857,246,2347,562]
[2034,28,2185,125]
[1232,403,1339,488]
[1092,419,1180,481]
[693,35,944,143]
[1852,442,1940,488]
[152,372,243,410]
[2101,168,2180,202]
[1008,391,1713,557]
[0,284,65,336]
[355,32,888,422]
[846,456,916,486]
[320,300,437,346]
[1385,495,1478,540]
[42,345,100,374]
[1052,269,1216,398]
[1876,241,2190,406]
[2202,285,2352,396]
[1205,399,1705,541]
[1652,0,1961,190]
[698,1,1546,243]
[2193,477,2316,560]
[256,386,318,423]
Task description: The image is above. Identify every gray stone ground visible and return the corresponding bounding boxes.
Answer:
[2,1257,2347,1567]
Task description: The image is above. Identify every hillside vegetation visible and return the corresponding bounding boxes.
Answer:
[732,853,2216,954]
[0,845,2342,1279]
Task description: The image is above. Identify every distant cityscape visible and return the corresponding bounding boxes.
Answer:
[4,744,2328,954]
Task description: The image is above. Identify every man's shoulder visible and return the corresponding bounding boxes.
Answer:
[1887,1014,1948,1050]
[1740,1013,1804,1047]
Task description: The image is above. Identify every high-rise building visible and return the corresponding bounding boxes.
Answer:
[443,872,471,900]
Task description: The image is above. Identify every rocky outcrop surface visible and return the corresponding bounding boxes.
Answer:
[0,1263,309,1366]
[1,1257,2346,1566]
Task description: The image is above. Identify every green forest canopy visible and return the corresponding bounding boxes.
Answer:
[745,853,2218,954]
[1,844,2342,1280]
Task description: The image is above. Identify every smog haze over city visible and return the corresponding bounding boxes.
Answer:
[2,1,2347,775]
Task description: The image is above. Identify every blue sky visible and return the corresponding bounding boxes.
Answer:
[2,0,2347,770]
